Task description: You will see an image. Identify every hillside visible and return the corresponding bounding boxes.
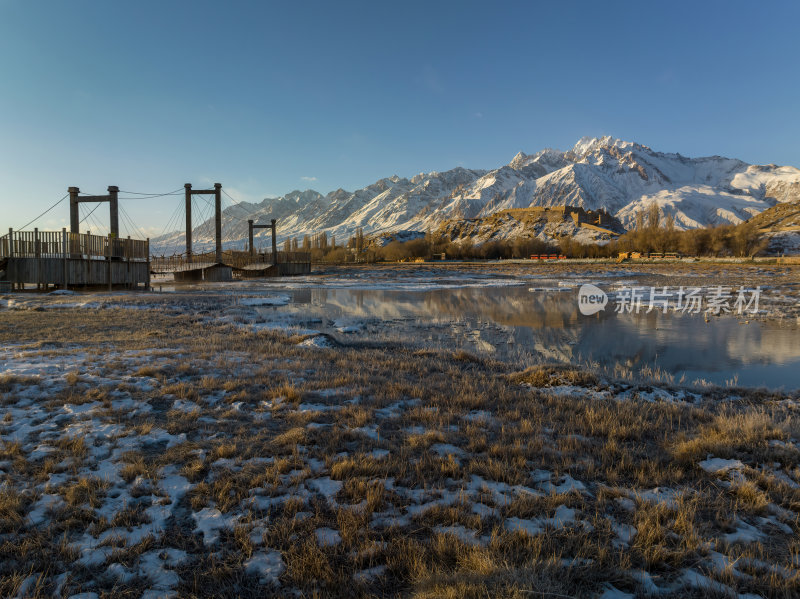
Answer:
[745,202,800,254]
[436,206,625,246]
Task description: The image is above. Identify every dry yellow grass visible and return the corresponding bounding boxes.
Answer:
[0,299,798,598]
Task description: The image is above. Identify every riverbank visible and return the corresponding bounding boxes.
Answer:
[1,301,798,598]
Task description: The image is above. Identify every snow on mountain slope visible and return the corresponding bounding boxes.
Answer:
[730,165,800,203]
[509,148,570,174]
[615,187,768,229]
[151,136,800,252]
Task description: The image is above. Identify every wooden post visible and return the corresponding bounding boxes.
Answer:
[271,219,277,265]
[85,231,90,286]
[69,187,80,234]
[7,228,13,291]
[146,238,151,290]
[185,183,192,264]
[108,186,120,245]
[248,220,254,257]
[62,228,68,289]
[214,183,222,264]
[34,227,40,289]
[126,236,131,289]
[107,233,112,291]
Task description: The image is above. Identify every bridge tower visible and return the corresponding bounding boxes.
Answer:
[247,218,278,266]
[184,183,223,263]
[68,186,119,238]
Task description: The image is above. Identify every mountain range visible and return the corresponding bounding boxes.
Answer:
[152,136,800,253]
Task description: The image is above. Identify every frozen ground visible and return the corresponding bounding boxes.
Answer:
[1,263,799,597]
[10,262,800,388]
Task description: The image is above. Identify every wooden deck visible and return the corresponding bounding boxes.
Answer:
[172,263,234,282]
[151,250,311,280]
[233,262,310,278]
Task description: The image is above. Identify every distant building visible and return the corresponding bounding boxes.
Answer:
[496,205,623,234]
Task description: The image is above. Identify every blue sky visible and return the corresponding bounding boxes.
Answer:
[1,0,798,236]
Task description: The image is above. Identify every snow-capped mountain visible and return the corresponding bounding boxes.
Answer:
[152,136,800,252]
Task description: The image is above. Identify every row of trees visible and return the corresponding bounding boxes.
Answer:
[566,204,767,258]
[276,204,767,263]
[370,236,559,262]
[282,232,337,252]
[583,222,766,258]
[288,231,559,263]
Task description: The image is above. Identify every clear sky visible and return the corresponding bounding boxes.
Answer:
[1,0,798,236]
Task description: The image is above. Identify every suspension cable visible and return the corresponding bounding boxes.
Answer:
[199,191,249,223]
[86,208,108,236]
[119,204,149,240]
[154,197,185,243]
[221,188,252,222]
[118,187,184,199]
[15,193,69,231]
[79,203,102,226]
[118,204,135,237]
[221,188,242,204]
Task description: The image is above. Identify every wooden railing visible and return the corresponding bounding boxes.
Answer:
[275,251,312,263]
[0,229,149,261]
[223,251,312,267]
[149,255,218,273]
[149,250,311,272]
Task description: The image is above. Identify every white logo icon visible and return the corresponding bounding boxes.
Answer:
[578,284,608,316]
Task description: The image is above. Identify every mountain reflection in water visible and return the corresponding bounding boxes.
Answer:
[263,285,800,389]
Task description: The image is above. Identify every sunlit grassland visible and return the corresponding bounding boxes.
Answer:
[0,307,798,598]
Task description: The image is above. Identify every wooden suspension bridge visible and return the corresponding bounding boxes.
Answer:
[0,183,311,290]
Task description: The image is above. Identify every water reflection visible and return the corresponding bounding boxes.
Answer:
[265,286,800,389]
